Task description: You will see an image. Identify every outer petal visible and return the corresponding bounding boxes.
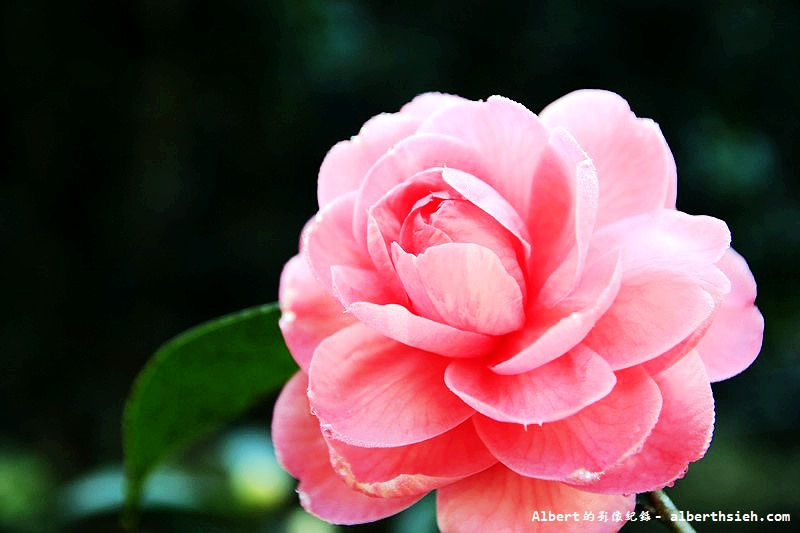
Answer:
[582,211,731,369]
[490,248,622,375]
[279,255,355,372]
[585,270,716,370]
[695,248,764,381]
[318,113,419,208]
[308,323,475,447]
[445,345,616,425]
[399,91,469,120]
[540,89,677,226]
[474,368,662,483]
[573,351,714,494]
[303,191,371,297]
[324,420,497,498]
[436,464,634,533]
[272,372,421,524]
[417,95,550,220]
[526,128,599,302]
[639,314,715,378]
[589,210,732,295]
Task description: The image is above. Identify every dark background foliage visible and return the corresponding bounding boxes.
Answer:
[2,1,798,531]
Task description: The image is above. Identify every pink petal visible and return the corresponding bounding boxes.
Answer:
[393,242,525,335]
[318,112,419,209]
[303,191,371,297]
[490,248,622,375]
[308,323,475,447]
[589,210,732,295]
[417,95,550,221]
[324,420,496,498]
[353,133,486,242]
[640,315,715,378]
[365,169,445,301]
[347,301,498,357]
[367,168,445,250]
[582,211,732,370]
[436,464,634,533]
[363,165,530,306]
[446,345,616,425]
[390,174,529,295]
[366,213,414,300]
[331,264,403,307]
[272,372,421,524]
[526,128,599,302]
[474,367,662,482]
[540,90,677,227]
[279,255,355,372]
[584,270,716,370]
[390,243,446,323]
[441,167,531,252]
[573,351,714,494]
[318,92,468,211]
[695,248,764,381]
[399,92,469,120]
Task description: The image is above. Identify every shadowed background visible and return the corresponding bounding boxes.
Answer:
[2,1,798,531]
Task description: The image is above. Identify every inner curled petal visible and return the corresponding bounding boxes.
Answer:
[365,169,529,336]
[399,196,527,296]
[392,242,525,335]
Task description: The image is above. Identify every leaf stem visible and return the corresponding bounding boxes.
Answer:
[643,490,697,533]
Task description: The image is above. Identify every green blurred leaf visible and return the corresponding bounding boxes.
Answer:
[121,303,296,527]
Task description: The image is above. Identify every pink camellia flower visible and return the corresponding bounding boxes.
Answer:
[272,91,764,532]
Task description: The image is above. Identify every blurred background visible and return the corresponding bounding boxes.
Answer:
[2,0,798,531]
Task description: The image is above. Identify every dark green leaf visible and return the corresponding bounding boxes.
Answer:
[121,303,296,526]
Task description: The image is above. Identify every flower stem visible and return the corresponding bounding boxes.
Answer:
[642,490,697,533]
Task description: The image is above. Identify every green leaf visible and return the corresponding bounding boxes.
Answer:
[121,303,296,527]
